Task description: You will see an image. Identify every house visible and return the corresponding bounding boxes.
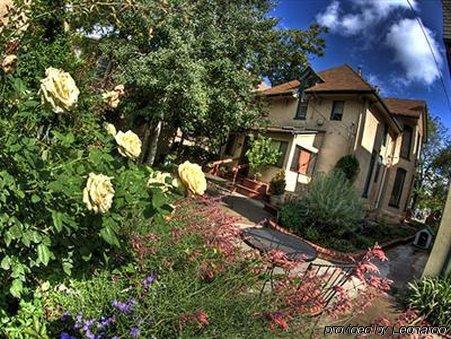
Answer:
[221,65,428,222]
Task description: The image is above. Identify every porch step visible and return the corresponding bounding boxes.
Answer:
[235,183,266,200]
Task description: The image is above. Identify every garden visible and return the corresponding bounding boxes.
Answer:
[0,0,449,337]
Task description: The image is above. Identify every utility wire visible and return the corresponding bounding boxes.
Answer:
[406,0,451,114]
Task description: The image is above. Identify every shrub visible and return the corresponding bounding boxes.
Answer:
[245,135,281,178]
[407,274,451,327]
[279,171,364,237]
[269,170,286,195]
[334,155,360,182]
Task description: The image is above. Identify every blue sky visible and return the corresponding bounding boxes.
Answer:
[273,0,451,132]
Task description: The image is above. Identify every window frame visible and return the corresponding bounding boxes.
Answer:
[330,100,344,121]
[294,92,308,120]
[400,125,413,160]
[389,168,407,208]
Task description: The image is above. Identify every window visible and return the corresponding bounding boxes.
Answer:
[373,156,383,183]
[382,124,388,147]
[389,168,407,208]
[295,92,308,120]
[330,101,344,121]
[363,151,377,198]
[401,125,413,159]
[271,140,289,167]
[295,101,308,120]
[290,146,315,175]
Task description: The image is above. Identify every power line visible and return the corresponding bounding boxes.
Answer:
[406,0,451,114]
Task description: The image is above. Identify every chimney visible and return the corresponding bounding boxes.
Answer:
[357,66,363,77]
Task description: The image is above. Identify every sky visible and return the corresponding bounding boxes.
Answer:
[273,0,451,132]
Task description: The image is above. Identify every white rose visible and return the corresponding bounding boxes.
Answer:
[39,67,80,113]
[82,173,115,214]
[147,171,175,192]
[115,130,142,159]
[1,54,17,74]
[177,161,207,195]
[102,84,125,108]
[103,122,117,137]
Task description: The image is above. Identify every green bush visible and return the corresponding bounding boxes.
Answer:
[334,155,360,182]
[245,135,281,178]
[407,275,451,327]
[269,170,286,195]
[279,171,364,237]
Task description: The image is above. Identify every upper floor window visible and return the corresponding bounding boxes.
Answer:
[271,140,289,168]
[290,146,316,175]
[401,125,413,159]
[382,124,388,147]
[295,101,308,120]
[330,101,344,121]
[389,168,407,208]
[294,92,308,120]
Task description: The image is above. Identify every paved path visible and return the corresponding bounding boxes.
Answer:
[217,191,430,324]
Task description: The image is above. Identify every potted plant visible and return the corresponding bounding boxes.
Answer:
[269,170,286,206]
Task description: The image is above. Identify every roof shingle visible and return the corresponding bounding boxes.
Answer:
[383,98,426,119]
[263,80,300,95]
[305,64,374,92]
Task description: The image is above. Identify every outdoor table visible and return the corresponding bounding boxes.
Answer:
[242,227,317,262]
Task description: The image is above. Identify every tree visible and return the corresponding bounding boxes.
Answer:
[88,0,326,164]
[413,116,451,214]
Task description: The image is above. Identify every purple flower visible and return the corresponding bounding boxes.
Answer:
[60,333,75,339]
[60,311,70,322]
[141,272,157,289]
[130,326,140,338]
[112,298,137,314]
[98,315,115,329]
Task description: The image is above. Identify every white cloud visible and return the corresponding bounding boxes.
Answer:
[316,1,340,31]
[366,73,386,95]
[316,0,416,36]
[385,18,443,85]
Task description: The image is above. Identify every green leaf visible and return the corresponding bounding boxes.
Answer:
[37,244,51,266]
[51,210,63,232]
[62,261,73,276]
[152,189,167,209]
[31,194,41,203]
[100,225,120,247]
[1,256,11,270]
[10,279,23,298]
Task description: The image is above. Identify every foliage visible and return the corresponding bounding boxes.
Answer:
[279,172,364,238]
[407,274,451,327]
[269,170,286,195]
[167,143,217,166]
[245,135,281,177]
[413,116,451,214]
[334,154,360,182]
[0,1,174,301]
[88,0,326,160]
[4,198,391,337]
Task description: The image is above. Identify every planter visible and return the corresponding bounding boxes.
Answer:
[239,177,268,196]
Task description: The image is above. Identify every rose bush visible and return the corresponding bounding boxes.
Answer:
[0,2,173,301]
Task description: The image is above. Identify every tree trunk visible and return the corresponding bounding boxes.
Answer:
[145,120,163,166]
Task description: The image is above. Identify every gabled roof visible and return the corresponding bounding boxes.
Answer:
[304,64,374,92]
[383,98,426,119]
